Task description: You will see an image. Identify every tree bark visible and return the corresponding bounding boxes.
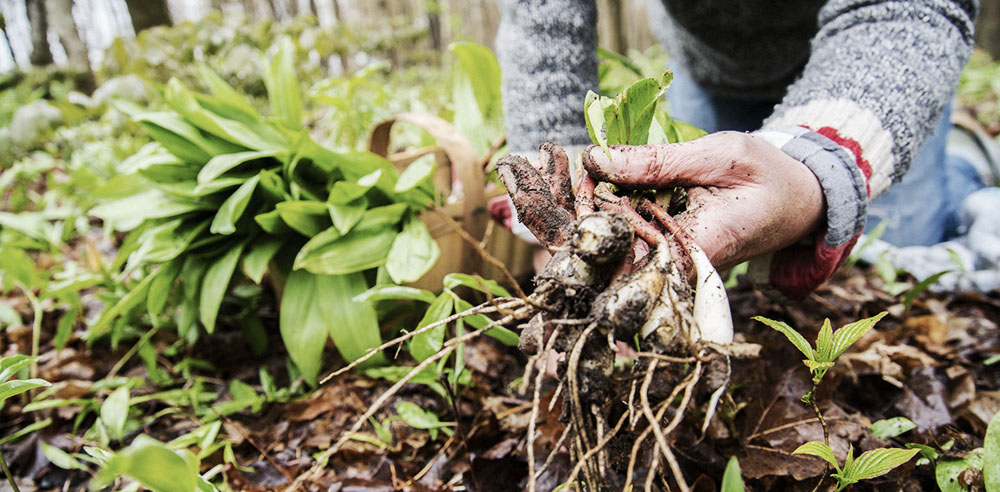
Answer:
[26,0,53,66]
[124,0,172,33]
[976,0,1000,59]
[45,0,87,69]
[1,13,17,67]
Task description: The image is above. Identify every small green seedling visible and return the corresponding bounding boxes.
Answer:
[794,442,919,492]
[720,456,746,492]
[753,312,887,403]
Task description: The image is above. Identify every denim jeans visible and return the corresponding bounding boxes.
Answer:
[666,67,984,246]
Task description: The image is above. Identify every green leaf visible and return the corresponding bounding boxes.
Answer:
[0,418,51,446]
[0,378,51,403]
[841,447,918,483]
[353,285,437,304]
[619,78,663,145]
[198,64,258,119]
[198,149,281,184]
[386,215,440,284]
[753,316,815,360]
[266,37,302,130]
[411,293,454,362]
[395,401,452,440]
[984,410,1000,492]
[54,306,79,351]
[815,318,834,362]
[293,228,396,275]
[90,272,158,337]
[199,243,245,334]
[870,417,917,439]
[443,273,511,297]
[210,175,260,235]
[793,441,840,472]
[275,201,331,237]
[448,41,503,154]
[280,271,384,386]
[101,385,130,441]
[585,91,616,158]
[1,355,39,383]
[829,312,887,360]
[937,450,986,492]
[721,456,746,492]
[902,271,951,312]
[148,259,183,318]
[163,78,272,150]
[41,443,85,470]
[328,198,367,235]
[242,238,283,284]
[100,435,199,492]
[395,154,435,193]
[90,190,208,228]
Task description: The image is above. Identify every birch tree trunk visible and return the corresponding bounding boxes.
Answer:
[27,0,53,66]
[45,0,88,69]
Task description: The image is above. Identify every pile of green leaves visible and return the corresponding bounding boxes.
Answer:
[91,37,443,385]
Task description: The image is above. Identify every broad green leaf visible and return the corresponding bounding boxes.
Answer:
[410,293,453,362]
[328,198,367,235]
[816,318,834,362]
[199,242,246,334]
[210,175,260,235]
[386,215,440,284]
[353,285,437,304]
[41,443,85,470]
[841,447,918,482]
[585,91,615,158]
[870,417,917,439]
[100,435,199,492]
[753,316,815,360]
[395,401,452,440]
[364,366,447,399]
[328,170,381,203]
[254,209,290,235]
[242,238,283,284]
[101,386,130,440]
[985,410,1000,491]
[119,142,185,175]
[0,211,55,244]
[829,312,887,360]
[905,442,939,462]
[449,41,503,154]
[134,112,212,164]
[671,119,707,142]
[0,379,51,403]
[937,450,985,492]
[163,78,268,150]
[280,270,384,385]
[721,456,746,492]
[443,273,511,297]
[90,191,207,228]
[293,228,396,276]
[356,203,408,230]
[275,201,331,237]
[619,78,662,145]
[130,218,209,268]
[793,441,840,472]
[0,246,42,291]
[198,149,281,184]
[395,154,435,193]
[266,37,302,130]
[0,355,38,383]
[198,64,258,118]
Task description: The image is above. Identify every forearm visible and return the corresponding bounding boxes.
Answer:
[496,0,598,154]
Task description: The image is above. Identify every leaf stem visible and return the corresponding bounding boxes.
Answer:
[806,384,830,446]
[1,449,20,492]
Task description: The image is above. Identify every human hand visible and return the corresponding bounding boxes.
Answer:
[581,131,826,271]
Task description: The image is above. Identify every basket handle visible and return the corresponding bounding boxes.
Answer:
[368,112,488,241]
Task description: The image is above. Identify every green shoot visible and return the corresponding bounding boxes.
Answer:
[794,442,919,492]
[720,456,746,492]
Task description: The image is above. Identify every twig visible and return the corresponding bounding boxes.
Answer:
[534,424,571,482]
[215,412,294,484]
[320,300,518,384]
[106,325,161,379]
[291,320,502,490]
[635,352,697,364]
[432,209,527,299]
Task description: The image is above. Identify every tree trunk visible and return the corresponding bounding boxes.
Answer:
[976,0,1000,59]
[124,0,172,33]
[26,0,53,66]
[427,0,442,53]
[44,0,94,92]
[1,13,17,67]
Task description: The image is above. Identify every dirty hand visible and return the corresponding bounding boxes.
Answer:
[582,131,826,271]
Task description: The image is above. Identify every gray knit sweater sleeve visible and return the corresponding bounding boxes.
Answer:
[496,0,598,155]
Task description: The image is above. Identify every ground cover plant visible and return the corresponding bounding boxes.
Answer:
[1,12,999,492]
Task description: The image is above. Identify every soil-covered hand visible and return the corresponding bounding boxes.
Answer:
[582,131,826,271]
